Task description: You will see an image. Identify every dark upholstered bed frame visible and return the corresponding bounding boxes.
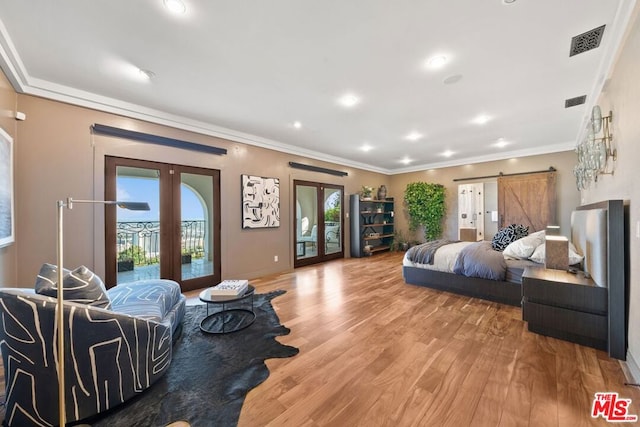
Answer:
[402,265,523,306]
[402,200,629,357]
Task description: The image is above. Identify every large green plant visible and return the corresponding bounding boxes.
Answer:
[404,182,446,241]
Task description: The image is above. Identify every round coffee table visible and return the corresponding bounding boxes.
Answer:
[198,285,256,334]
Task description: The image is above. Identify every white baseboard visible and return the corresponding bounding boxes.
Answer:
[620,351,640,385]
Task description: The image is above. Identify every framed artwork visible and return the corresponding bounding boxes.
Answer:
[0,127,14,247]
[242,174,280,229]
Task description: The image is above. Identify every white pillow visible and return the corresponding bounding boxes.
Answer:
[529,242,584,266]
[503,230,545,259]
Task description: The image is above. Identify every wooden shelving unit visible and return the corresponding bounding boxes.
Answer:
[349,195,394,257]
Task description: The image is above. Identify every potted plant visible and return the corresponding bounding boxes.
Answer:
[375,203,384,213]
[404,182,446,241]
[392,230,409,251]
[117,249,134,272]
[361,186,373,200]
[181,250,192,264]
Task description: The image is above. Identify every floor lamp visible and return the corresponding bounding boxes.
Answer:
[56,197,149,426]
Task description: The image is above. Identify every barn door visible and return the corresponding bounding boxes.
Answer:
[497,171,556,232]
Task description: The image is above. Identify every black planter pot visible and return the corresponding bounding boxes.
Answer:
[181,254,192,264]
[117,260,134,272]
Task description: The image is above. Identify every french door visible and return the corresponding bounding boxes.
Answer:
[294,180,344,268]
[105,157,221,291]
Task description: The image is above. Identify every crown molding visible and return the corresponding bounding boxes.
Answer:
[390,141,576,175]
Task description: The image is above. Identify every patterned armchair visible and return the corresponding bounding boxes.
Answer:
[0,279,185,426]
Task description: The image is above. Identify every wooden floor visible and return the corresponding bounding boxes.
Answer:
[198,252,638,427]
[2,253,637,426]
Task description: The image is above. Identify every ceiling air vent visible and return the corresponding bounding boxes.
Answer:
[565,95,586,108]
[570,25,606,56]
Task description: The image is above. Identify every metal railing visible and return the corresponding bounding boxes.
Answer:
[116,220,206,268]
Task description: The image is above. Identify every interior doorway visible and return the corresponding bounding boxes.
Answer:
[294,180,344,267]
[105,156,221,291]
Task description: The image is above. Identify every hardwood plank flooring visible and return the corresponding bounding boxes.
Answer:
[2,253,637,426]
[219,253,639,427]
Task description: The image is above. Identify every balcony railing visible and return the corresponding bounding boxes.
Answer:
[117,220,206,269]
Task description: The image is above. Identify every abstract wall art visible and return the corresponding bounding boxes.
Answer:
[242,174,280,229]
[0,127,14,247]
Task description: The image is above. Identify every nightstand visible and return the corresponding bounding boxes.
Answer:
[522,266,608,350]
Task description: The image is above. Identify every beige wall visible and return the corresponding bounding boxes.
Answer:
[0,70,17,285]
[13,94,387,286]
[7,89,582,287]
[581,5,640,367]
[389,151,580,242]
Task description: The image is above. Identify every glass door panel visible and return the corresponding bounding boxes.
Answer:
[295,184,318,262]
[180,172,214,281]
[115,166,161,284]
[323,187,342,255]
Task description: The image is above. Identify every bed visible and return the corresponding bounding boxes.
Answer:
[402,239,535,306]
[402,200,628,329]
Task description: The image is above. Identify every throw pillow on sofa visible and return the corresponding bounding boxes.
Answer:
[491,224,529,252]
[35,263,111,309]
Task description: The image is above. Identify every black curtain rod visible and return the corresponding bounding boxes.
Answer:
[453,166,556,182]
[289,162,348,177]
[91,124,227,155]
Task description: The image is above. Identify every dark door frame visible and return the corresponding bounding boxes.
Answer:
[294,180,344,268]
[105,156,221,291]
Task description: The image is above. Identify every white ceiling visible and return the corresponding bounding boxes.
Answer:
[0,0,635,174]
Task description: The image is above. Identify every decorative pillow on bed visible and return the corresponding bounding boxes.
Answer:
[503,230,545,259]
[35,263,111,309]
[491,224,529,251]
[529,242,584,266]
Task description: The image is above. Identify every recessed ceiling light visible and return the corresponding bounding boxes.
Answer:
[502,0,517,4]
[400,157,413,165]
[163,0,186,14]
[138,69,155,80]
[441,150,455,157]
[360,144,373,152]
[472,114,491,125]
[405,131,423,141]
[443,74,463,85]
[338,93,360,108]
[292,121,302,129]
[425,55,448,69]
[493,138,509,148]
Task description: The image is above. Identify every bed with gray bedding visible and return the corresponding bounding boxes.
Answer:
[402,239,537,306]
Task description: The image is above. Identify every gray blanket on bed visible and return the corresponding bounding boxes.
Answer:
[453,241,507,281]
[406,240,459,265]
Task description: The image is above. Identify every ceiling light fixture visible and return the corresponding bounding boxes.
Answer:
[292,121,302,129]
[163,0,186,14]
[502,0,517,4]
[405,131,423,141]
[472,114,491,125]
[425,55,448,69]
[400,157,413,165]
[442,150,455,157]
[493,138,509,148]
[360,144,373,152]
[338,93,360,108]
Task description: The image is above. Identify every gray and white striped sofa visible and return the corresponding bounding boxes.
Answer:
[0,278,185,426]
